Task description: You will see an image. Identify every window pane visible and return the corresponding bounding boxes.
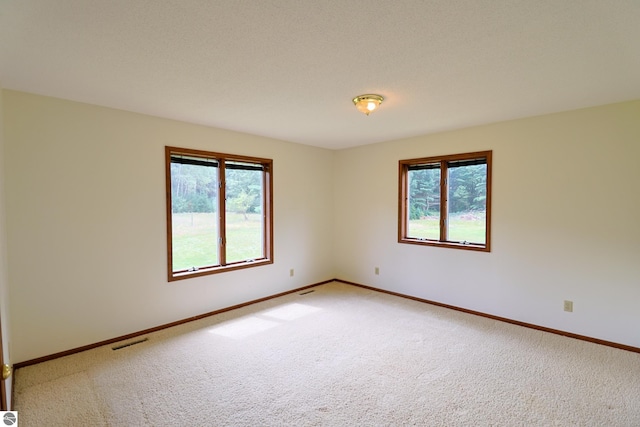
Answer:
[170,161,219,271]
[407,166,440,240]
[447,163,487,244]
[225,165,264,263]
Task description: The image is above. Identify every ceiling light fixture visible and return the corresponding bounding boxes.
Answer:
[352,94,384,116]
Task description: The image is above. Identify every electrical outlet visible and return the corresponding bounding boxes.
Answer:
[289,268,294,277]
[564,300,573,312]
[375,267,379,275]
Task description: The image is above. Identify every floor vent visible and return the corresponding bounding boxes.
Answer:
[299,289,315,295]
[112,338,149,351]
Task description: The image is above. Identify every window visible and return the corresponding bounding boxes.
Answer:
[399,151,492,251]
[165,146,273,281]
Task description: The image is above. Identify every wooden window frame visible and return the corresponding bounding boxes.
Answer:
[165,146,273,281]
[398,150,492,252]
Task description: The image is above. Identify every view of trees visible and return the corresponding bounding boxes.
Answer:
[170,163,263,216]
[171,163,218,213]
[409,164,487,219]
[225,168,263,218]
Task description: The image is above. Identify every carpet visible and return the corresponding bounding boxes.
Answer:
[14,281,640,426]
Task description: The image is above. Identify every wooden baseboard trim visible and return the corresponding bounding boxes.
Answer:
[14,279,334,369]
[336,279,640,354]
[15,276,639,371]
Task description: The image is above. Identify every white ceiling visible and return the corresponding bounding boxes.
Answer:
[1,1,639,150]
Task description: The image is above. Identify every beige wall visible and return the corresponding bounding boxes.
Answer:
[3,90,335,362]
[334,100,640,347]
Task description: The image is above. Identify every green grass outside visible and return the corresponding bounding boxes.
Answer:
[172,212,263,271]
[408,212,486,244]
[173,211,484,271]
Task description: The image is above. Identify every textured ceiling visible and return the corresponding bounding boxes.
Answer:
[1,1,639,149]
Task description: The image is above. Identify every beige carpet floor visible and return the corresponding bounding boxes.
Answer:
[14,281,640,426]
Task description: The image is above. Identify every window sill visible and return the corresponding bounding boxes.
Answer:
[399,238,490,252]
[169,258,273,282]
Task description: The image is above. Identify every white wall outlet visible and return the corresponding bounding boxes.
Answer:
[564,300,573,312]
[289,268,294,277]
[375,267,380,275]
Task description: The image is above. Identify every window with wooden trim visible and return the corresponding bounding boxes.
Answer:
[399,151,492,251]
[165,146,273,281]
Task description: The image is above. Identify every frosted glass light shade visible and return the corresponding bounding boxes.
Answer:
[352,94,384,116]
